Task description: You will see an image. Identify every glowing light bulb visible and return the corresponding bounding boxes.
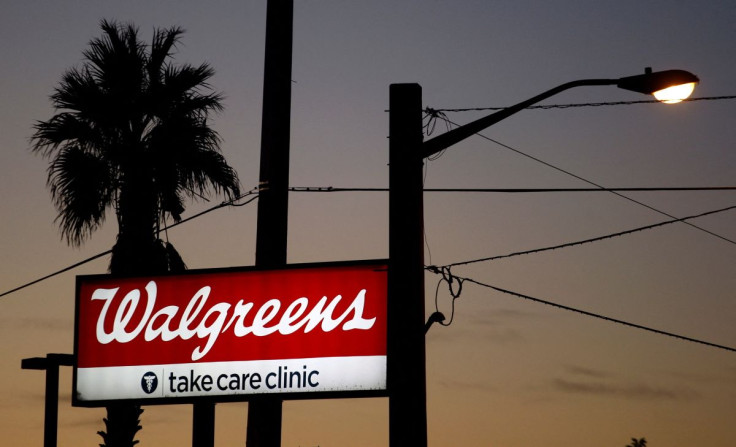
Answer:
[652,82,696,104]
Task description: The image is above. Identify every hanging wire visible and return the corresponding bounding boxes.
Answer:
[428,271,736,353]
[423,108,451,161]
[0,188,261,299]
[427,266,465,330]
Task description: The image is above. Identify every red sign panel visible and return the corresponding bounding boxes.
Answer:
[73,261,387,406]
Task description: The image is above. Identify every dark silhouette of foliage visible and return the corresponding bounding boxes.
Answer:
[31,19,240,271]
[627,437,647,447]
[97,406,143,447]
[31,19,240,446]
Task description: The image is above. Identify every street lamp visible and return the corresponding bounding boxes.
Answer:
[422,68,699,158]
[387,68,697,447]
[618,68,699,104]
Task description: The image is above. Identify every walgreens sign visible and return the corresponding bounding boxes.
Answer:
[73,261,387,406]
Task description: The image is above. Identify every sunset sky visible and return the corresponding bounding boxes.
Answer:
[1,1,735,446]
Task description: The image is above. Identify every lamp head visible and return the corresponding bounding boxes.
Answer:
[617,67,699,104]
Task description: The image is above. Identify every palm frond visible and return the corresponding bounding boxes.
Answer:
[32,113,102,157]
[33,18,238,249]
[47,146,113,246]
[148,26,184,85]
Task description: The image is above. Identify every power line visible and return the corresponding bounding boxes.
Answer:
[5,184,734,299]
[429,114,736,246]
[440,204,736,268]
[0,191,259,300]
[0,250,112,299]
[428,269,736,353]
[428,95,736,113]
[161,190,259,229]
[289,186,736,193]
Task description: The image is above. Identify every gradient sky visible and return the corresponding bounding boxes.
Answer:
[1,1,735,446]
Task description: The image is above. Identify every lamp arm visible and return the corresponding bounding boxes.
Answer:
[421,78,617,159]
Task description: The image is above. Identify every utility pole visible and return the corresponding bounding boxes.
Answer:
[21,354,74,447]
[382,70,698,447]
[388,83,427,446]
[247,0,293,446]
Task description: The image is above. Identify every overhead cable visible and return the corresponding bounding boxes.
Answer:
[428,95,736,113]
[427,269,736,353]
[289,186,736,193]
[441,204,736,268]
[429,113,736,245]
[0,190,259,299]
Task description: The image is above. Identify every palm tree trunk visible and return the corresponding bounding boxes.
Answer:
[98,405,143,447]
[101,171,163,447]
[110,172,166,275]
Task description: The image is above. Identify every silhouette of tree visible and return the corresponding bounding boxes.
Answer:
[627,437,647,447]
[31,19,240,447]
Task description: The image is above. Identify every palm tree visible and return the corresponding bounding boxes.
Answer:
[627,437,647,447]
[31,19,240,446]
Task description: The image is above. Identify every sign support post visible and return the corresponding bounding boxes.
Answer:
[21,354,74,447]
[192,402,215,447]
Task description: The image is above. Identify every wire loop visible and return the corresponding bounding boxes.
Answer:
[431,266,465,329]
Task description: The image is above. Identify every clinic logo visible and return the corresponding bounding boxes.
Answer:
[141,372,158,394]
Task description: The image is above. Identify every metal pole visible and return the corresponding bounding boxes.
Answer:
[247,0,293,446]
[388,83,427,447]
[192,403,216,447]
[21,354,74,447]
[44,360,59,447]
